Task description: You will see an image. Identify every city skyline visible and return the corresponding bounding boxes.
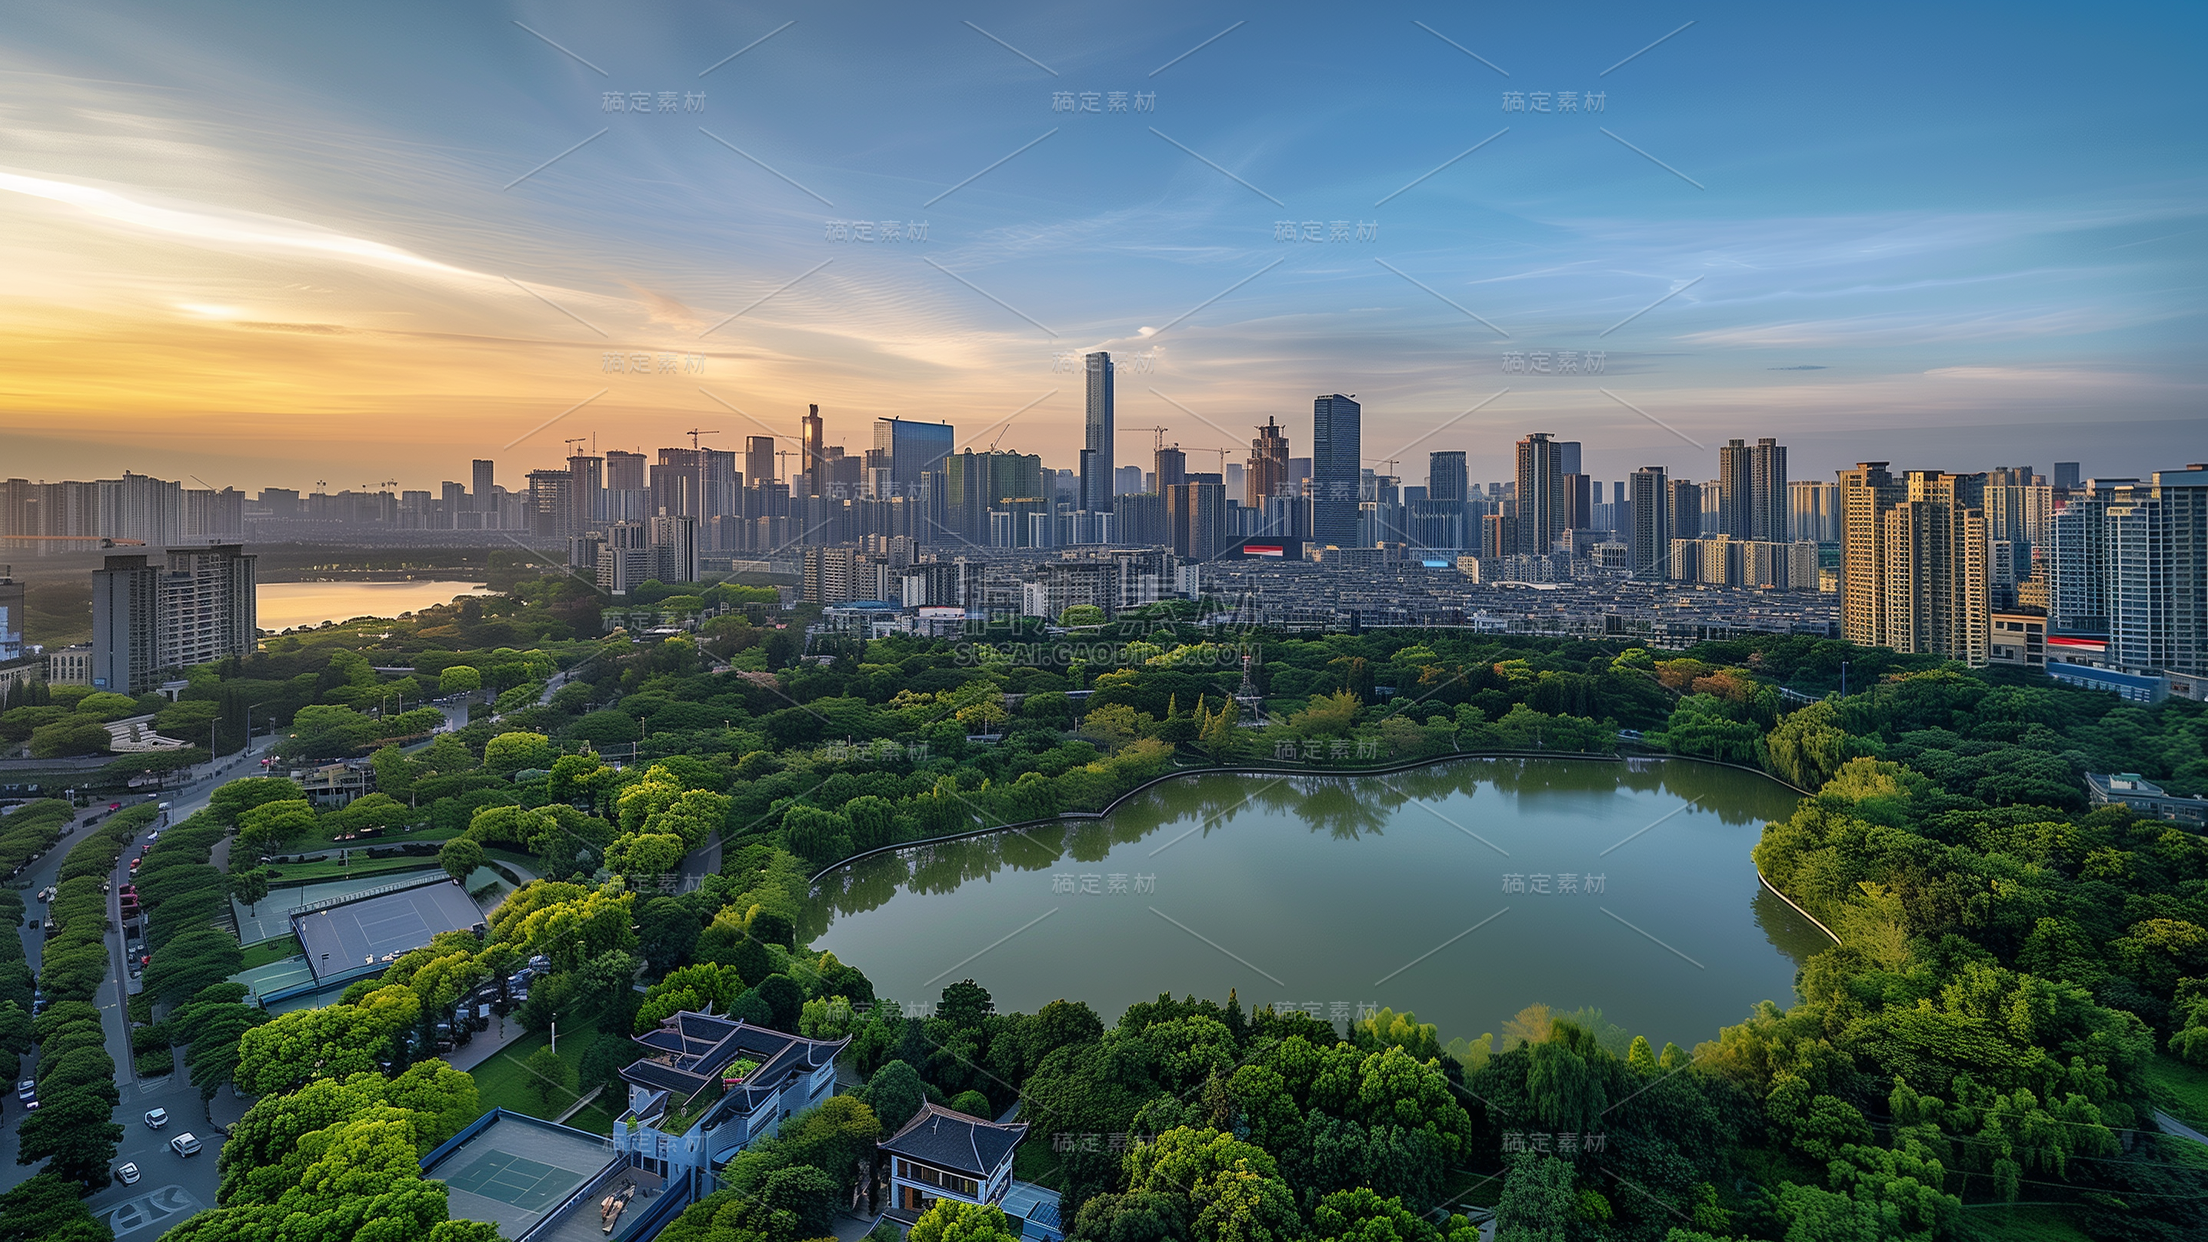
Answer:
[1,1,2201,490]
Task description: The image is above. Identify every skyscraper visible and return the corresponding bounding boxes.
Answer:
[1248,418,1290,508]
[1789,481,1840,544]
[1629,467,1671,579]
[1083,352,1114,513]
[745,435,776,488]
[872,418,953,502]
[567,454,603,530]
[801,404,825,497]
[1428,451,1468,504]
[1311,395,1361,546]
[1154,445,1186,492]
[1749,437,1788,541]
[472,459,494,510]
[1717,439,1754,538]
[2049,478,2132,631]
[1555,441,1582,477]
[1514,433,1565,555]
[2054,462,2081,492]
[528,469,576,538]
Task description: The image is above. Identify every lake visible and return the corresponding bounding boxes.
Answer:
[257,580,494,631]
[804,757,1827,1050]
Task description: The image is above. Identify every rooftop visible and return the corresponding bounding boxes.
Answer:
[619,1011,847,1123]
[880,1103,1028,1178]
[421,1110,627,1241]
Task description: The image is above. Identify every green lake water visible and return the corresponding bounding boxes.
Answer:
[803,756,1827,1050]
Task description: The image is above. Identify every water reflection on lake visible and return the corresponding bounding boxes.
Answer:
[804,757,1828,1049]
[257,580,492,631]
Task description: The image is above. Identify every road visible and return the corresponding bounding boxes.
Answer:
[1,738,276,1229]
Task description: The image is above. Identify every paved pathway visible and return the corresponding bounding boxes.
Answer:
[2155,1108,2208,1145]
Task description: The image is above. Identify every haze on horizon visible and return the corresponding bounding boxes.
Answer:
[0,0,2201,493]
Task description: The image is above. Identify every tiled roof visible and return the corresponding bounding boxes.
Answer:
[617,1011,849,1122]
[881,1103,1027,1178]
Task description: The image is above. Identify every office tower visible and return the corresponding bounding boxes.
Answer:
[1225,462,1244,497]
[1629,467,1671,579]
[1114,464,1143,496]
[472,460,495,510]
[1154,445,1187,492]
[567,454,603,530]
[745,436,776,488]
[92,545,256,694]
[801,404,825,496]
[1555,440,1582,478]
[1311,395,1361,546]
[1749,437,1787,541]
[527,469,575,538]
[1083,352,1115,512]
[2054,462,2081,492]
[1514,433,1565,555]
[2103,468,2208,676]
[1169,480,1229,561]
[1428,451,1468,505]
[1564,473,1593,531]
[1714,439,1754,538]
[873,418,954,502]
[1249,418,1290,507]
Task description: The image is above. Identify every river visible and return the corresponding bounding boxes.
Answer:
[257,580,494,631]
[804,757,1826,1050]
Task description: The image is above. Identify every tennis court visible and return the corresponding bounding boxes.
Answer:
[443,1149,590,1212]
[291,879,484,983]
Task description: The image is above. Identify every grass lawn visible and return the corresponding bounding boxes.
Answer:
[238,934,302,970]
[263,856,442,885]
[470,1024,608,1122]
[2144,1053,2208,1129]
[1958,1203,2092,1242]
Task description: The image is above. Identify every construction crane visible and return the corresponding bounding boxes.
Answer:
[563,437,589,457]
[1139,426,1170,451]
[775,448,797,479]
[1202,447,1234,473]
[1367,457,1401,477]
[683,428,721,451]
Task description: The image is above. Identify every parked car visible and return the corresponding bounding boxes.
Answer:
[20,1095,38,1112]
[169,1133,201,1156]
[143,1107,168,1129]
[14,1079,33,1102]
[115,1162,141,1185]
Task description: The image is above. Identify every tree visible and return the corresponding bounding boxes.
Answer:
[14,1091,123,1188]
[754,974,804,1031]
[864,1059,926,1130]
[226,866,273,914]
[438,837,487,884]
[525,1045,577,1114]
[0,1172,108,1242]
[1124,1127,1300,1242]
[482,731,555,776]
[909,1200,1020,1242]
[439,665,482,696]
[236,798,318,853]
[1494,1153,1576,1242]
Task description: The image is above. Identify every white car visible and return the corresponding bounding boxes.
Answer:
[143,1107,169,1129]
[13,1079,32,1102]
[115,1162,141,1185]
[169,1133,201,1156]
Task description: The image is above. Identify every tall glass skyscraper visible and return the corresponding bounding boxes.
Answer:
[1311,394,1361,546]
[1083,352,1114,513]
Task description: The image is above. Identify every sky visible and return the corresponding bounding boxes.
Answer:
[0,0,2202,495]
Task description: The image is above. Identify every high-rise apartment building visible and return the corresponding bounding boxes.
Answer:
[1083,352,1115,512]
[2098,468,2208,676]
[1838,463,1990,664]
[1428,451,1468,505]
[1749,437,1788,541]
[1248,418,1290,507]
[1789,481,1840,544]
[527,469,575,538]
[567,454,603,530]
[2048,478,2132,632]
[1514,433,1565,555]
[1629,467,1671,579]
[472,460,495,510]
[1169,480,1229,561]
[1311,395,1361,546]
[2054,462,2081,492]
[92,545,256,694]
[1154,445,1187,493]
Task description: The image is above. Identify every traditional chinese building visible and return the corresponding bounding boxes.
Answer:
[880,1103,1026,1223]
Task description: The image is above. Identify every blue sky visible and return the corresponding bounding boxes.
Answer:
[0,0,2200,491]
